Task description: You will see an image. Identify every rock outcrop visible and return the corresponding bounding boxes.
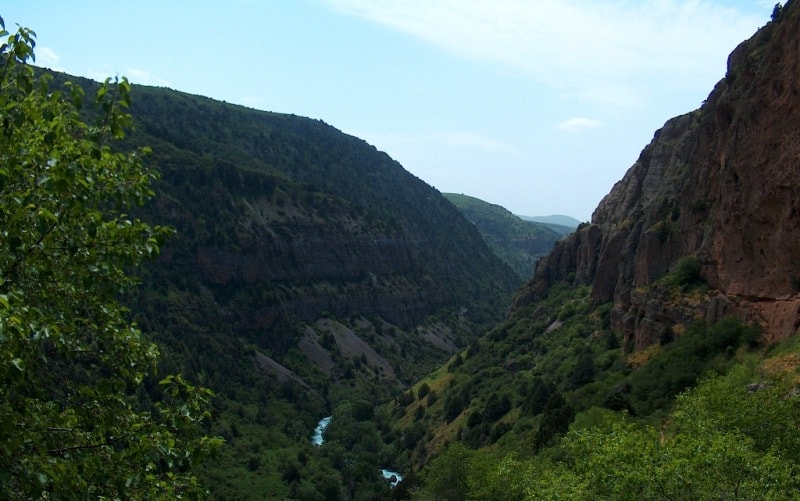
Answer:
[514,1,800,347]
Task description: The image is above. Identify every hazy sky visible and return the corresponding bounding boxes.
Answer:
[5,1,776,220]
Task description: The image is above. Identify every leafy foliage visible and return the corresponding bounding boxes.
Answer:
[26,52,515,497]
[385,282,618,472]
[417,442,473,501]
[390,272,771,497]
[0,20,219,498]
[659,254,704,290]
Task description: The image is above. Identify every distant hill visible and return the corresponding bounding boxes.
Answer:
[443,194,563,279]
[520,214,581,227]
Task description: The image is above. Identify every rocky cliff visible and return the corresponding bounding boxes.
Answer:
[514,1,800,348]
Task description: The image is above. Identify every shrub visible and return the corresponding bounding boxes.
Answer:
[418,382,431,400]
[534,393,575,451]
[674,255,702,286]
[629,318,759,414]
[565,353,596,390]
[483,394,512,422]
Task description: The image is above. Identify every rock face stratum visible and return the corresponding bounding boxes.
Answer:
[514,3,800,348]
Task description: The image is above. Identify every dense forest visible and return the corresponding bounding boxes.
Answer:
[120,78,522,498]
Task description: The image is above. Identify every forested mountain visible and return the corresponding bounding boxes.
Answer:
[110,81,520,497]
[443,193,564,279]
[387,2,800,498]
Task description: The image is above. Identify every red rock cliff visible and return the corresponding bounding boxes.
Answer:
[514,1,800,347]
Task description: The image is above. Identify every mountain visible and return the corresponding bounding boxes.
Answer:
[514,0,800,348]
[388,3,800,496]
[127,88,520,332]
[85,83,520,496]
[519,213,582,229]
[443,193,564,279]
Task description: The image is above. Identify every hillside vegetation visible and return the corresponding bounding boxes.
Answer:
[115,80,521,497]
[518,214,580,236]
[0,21,219,498]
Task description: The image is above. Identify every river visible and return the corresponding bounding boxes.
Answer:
[381,469,404,488]
[311,416,332,446]
[312,416,403,488]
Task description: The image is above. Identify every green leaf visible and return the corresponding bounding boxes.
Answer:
[10,358,24,372]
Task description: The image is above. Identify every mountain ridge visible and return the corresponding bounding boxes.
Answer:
[100,80,522,496]
[19,3,800,496]
[518,214,581,229]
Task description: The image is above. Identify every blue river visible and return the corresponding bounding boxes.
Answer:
[312,416,403,488]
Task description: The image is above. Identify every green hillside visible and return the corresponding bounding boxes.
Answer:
[9,64,520,496]
[116,85,521,497]
[384,4,800,498]
[387,275,799,498]
[444,193,564,279]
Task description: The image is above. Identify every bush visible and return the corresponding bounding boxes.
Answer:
[674,256,702,285]
[396,391,414,408]
[247,456,262,472]
[483,394,512,422]
[522,378,556,416]
[418,382,431,400]
[565,353,595,390]
[534,393,575,451]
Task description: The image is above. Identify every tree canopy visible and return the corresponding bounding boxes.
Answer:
[0,17,219,498]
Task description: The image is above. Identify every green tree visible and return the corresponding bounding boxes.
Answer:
[772,2,784,21]
[418,442,472,501]
[417,382,431,400]
[518,369,800,499]
[565,351,595,389]
[562,411,796,499]
[533,392,574,451]
[0,19,220,498]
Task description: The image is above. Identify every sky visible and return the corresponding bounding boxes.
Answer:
[4,1,778,220]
